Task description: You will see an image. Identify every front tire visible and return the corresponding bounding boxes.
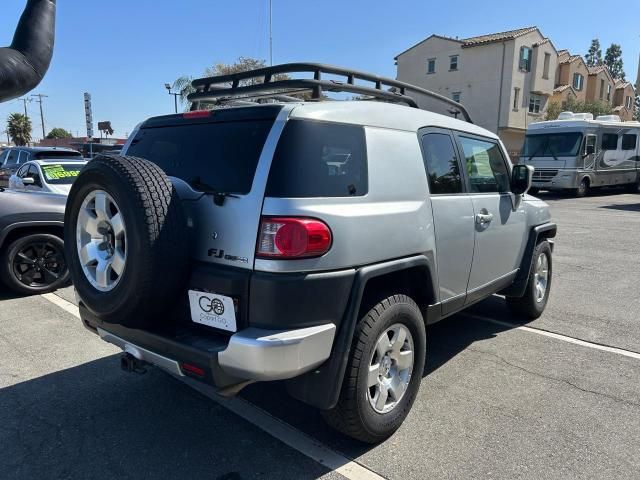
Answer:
[0,233,69,295]
[322,294,426,443]
[506,240,552,319]
[574,177,590,197]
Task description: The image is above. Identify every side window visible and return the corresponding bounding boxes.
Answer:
[459,137,510,193]
[421,133,462,195]
[266,120,368,198]
[601,133,618,151]
[5,150,18,165]
[0,150,8,166]
[622,134,637,151]
[27,164,42,187]
[16,164,29,177]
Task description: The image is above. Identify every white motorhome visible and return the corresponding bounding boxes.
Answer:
[521,112,640,196]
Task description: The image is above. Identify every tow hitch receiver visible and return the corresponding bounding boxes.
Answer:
[120,352,148,374]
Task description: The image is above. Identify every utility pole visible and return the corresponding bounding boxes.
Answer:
[269,0,273,66]
[17,97,30,118]
[31,93,48,139]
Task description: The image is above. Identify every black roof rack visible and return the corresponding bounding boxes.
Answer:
[187,63,473,123]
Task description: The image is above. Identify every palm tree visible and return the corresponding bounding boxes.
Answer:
[7,113,32,146]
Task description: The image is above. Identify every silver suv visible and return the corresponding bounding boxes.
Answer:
[64,64,556,443]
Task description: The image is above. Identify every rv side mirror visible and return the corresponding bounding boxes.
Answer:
[511,164,533,195]
[585,144,595,156]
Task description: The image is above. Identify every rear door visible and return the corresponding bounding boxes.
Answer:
[453,134,527,303]
[420,128,474,314]
[125,106,287,269]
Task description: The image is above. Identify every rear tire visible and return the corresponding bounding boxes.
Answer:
[0,233,69,295]
[64,155,188,328]
[506,240,552,319]
[322,294,426,443]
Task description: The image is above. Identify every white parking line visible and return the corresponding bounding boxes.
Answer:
[40,292,384,480]
[462,313,640,360]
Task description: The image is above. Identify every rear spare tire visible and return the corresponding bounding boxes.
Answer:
[64,155,188,328]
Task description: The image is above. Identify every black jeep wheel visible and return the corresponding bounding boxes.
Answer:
[506,240,552,319]
[64,155,188,328]
[0,233,69,295]
[322,294,426,443]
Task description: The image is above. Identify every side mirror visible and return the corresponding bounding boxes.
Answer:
[22,177,35,185]
[511,164,533,195]
[584,144,595,156]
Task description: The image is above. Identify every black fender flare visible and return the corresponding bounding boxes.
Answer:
[500,222,557,298]
[285,254,436,410]
[0,217,64,250]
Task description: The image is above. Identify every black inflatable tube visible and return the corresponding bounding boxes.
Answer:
[0,0,56,103]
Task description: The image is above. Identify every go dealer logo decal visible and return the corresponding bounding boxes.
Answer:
[199,295,225,316]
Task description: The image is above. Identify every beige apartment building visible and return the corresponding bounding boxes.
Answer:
[395,26,557,158]
[554,51,589,102]
[586,65,615,104]
[613,80,635,121]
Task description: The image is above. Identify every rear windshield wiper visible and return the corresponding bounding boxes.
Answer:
[189,177,239,206]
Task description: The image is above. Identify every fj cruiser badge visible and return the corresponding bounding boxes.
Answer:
[207,248,249,264]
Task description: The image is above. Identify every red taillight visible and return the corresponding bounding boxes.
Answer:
[183,110,211,119]
[257,217,332,258]
[181,363,205,377]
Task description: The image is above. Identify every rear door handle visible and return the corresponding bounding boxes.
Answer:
[475,212,494,225]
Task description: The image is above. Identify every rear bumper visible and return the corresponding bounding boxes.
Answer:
[95,321,336,384]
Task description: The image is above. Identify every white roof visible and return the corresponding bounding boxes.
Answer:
[289,101,498,139]
[528,118,640,131]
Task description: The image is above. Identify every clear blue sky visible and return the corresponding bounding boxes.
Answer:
[0,0,637,140]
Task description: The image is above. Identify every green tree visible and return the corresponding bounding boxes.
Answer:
[585,39,602,67]
[7,113,32,146]
[46,127,72,139]
[604,44,625,80]
[545,98,613,121]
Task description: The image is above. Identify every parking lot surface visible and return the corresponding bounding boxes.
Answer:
[1,189,639,479]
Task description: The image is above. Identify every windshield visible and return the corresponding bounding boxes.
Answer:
[127,120,273,194]
[40,164,84,185]
[522,132,583,158]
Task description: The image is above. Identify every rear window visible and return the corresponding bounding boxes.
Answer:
[266,120,367,197]
[127,120,273,194]
[34,150,83,159]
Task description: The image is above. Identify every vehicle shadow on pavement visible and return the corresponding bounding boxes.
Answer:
[0,356,335,480]
[599,202,640,212]
[239,296,530,456]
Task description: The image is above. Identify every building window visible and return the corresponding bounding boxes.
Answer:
[519,47,532,71]
[529,93,542,114]
[452,92,461,103]
[607,84,612,101]
[573,73,584,91]
[599,79,605,100]
[513,87,520,110]
[449,55,458,71]
[542,53,551,79]
[427,58,436,74]
[626,95,633,109]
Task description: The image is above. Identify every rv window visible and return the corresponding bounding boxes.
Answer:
[622,134,637,151]
[601,134,618,151]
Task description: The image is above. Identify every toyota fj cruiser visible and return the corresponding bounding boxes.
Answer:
[64,64,556,443]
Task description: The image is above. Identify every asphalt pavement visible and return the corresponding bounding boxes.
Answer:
[1,188,639,479]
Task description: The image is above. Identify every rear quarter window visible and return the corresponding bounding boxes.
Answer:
[266,120,367,197]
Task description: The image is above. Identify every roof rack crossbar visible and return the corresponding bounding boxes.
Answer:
[187,63,472,123]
